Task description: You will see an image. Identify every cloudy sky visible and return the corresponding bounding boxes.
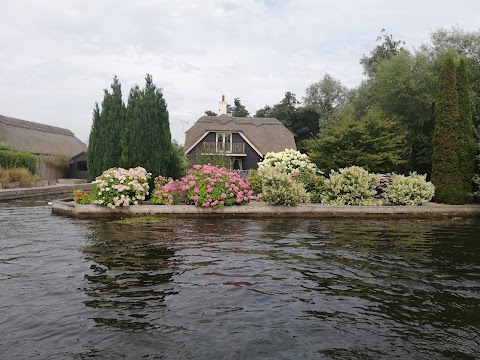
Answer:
[1,0,479,144]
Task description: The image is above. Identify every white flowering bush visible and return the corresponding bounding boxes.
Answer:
[92,167,151,209]
[258,149,318,174]
[385,172,435,205]
[258,166,309,206]
[322,166,380,205]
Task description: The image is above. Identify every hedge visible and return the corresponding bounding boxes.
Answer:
[0,147,37,173]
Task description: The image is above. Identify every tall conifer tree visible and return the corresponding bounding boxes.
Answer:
[456,57,476,200]
[87,103,101,179]
[122,74,171,177]
[431,54,463,203]
[87,76,126,179]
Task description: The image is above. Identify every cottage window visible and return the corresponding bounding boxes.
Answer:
[216,133,232,152]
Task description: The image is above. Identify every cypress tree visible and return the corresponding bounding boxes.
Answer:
[456,57,476,200]
[122,74,171,177]
[431,54,463,204]
[87,76,126,179]
[87,103,101,179]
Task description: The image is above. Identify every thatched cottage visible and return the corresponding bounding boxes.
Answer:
[0,114,87,180]
[184,97,296,171]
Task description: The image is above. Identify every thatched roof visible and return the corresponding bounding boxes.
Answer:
[184,114,296,156]
[0,114,87,157]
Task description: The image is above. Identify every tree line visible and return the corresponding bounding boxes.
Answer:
[206,27,479,204]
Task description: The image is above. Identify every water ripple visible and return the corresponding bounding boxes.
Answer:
[1,205,479,359]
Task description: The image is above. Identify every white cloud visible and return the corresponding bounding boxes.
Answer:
[1,0,479,144]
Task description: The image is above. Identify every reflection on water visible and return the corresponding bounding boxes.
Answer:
[1,203,479,359]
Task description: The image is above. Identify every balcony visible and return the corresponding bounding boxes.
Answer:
[201,142,246,155]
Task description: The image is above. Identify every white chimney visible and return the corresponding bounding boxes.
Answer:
[218,95,227,115]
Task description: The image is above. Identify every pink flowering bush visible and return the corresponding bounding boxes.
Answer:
[150,175,181,205]
[154,164,253,208]
[91,167,151,209]
[181,164,254,208]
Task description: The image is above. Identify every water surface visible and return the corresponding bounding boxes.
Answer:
[1,202,479,359]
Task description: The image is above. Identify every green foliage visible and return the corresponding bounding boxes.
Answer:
[73,190,92,204]
[88,76,126,179]
[228,98,250,117]
[360,29,406,79]
[188,150,232,169]
[255,92,319,150]
[121,74,172,178]
[321,166,381,206]
[166,141,188,179]
[456,57,476,197]
[386,172,435,205]
[366,51,437,174]
[246,170,262,196]
[431,53,465,204]
[204,110,218,116]
[291,171,326,203]
[429,27,480,128]
[473,174,480,201]
[257,166,309,206]
[303,73,348,131]
[0,143,36,173]
[306,110,406,173]
[91,167,151,208]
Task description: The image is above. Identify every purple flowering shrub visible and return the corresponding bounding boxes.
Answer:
[376,173,391,199]
[151,164,254,208]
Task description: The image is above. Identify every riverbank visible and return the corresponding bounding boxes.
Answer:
[51,199,480,218]
[0,183,93,201]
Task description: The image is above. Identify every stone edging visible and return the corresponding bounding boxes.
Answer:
[51,199,480,218]
[0,184,93,201]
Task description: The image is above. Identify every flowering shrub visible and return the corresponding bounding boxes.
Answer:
[290,169,326,203]
[179,164,253,208]
[73,189,91,204]
[322,166,380,205]
[258,166,309,206]
[386,172,435,205]
[376,173,391,199]
[258,149,318,174]
[150,176,181,205]
[91,167,151,209]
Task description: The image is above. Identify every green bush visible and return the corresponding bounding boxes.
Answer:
[247,170,262,196]
[0,144,37,173]
[386,172,435,205]
[290,170,326,203]
[258,166,309,206]
[322,166,380,205]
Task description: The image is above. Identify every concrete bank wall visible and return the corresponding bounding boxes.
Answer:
[0,184,93,201]
[51,200,480,219]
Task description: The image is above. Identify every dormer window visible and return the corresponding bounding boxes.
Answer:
[216,132,232,152]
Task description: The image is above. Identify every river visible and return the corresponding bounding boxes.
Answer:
[1,201,479,359]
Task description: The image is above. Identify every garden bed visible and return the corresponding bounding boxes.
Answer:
[51,199,480,219]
